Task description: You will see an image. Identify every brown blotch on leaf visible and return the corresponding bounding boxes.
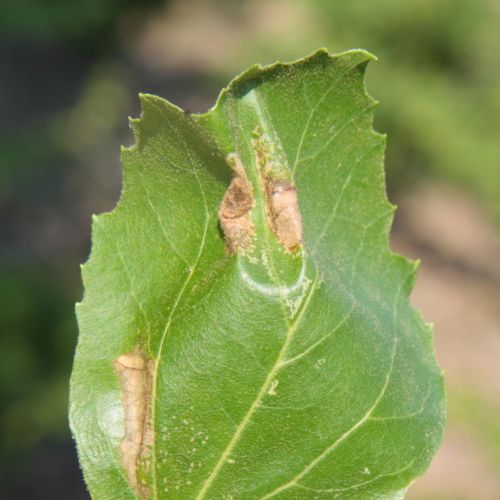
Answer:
[114,349,155,498]
[266,179,303,251]
[219,175,255,253]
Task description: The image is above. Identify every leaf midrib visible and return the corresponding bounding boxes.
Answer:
[194,89,308,499]
[195,269,320,500]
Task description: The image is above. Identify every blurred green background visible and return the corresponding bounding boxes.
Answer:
[1,0,499,498]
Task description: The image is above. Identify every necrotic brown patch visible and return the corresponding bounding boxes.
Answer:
[265,179,302,251]
[114,350,155,497]
[219,175,255,253]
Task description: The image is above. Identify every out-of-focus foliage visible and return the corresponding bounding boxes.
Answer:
[0,0,162,42]
[1,0,499,497]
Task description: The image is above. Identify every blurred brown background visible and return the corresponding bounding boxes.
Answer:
[1,0,499,498]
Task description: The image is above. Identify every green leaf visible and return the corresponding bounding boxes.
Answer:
[70,49,445,499]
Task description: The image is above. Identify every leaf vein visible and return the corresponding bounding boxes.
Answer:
[279,303,355,368]
[294,459,415,494]
[312,143,381,251]
[297,106,373,165]
[147,98,212,500]
[292,62,367,173]
[195,271,320,499]
[137,172,191,267]
[259,275,408,499]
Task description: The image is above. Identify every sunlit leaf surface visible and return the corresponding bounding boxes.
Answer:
[70,50,445,499]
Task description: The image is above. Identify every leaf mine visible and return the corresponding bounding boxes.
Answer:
[218,157,255,254]
[113,349,155,498]
[251,125,303,252]
[265,178,303,252]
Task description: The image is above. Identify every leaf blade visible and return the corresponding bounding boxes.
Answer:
[70,49,445,500]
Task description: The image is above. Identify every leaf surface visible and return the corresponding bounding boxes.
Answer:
[70,49,445,499]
